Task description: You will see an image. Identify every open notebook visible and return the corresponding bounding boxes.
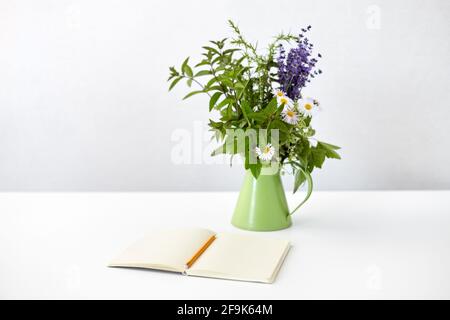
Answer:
[108,228,290,283]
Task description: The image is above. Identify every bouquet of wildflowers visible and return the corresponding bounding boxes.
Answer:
[168,21,340,193]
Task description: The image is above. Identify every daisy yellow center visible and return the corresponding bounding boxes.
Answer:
[276,91,284,97]
[263,146,271,154]
[286,110,295,117]
[304,103,312,110]
[280,98,288,104]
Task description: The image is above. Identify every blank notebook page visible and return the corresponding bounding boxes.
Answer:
[187,232,290,282]
[109,228,215,271]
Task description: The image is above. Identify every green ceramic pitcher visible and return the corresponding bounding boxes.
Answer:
[231,165,312,231]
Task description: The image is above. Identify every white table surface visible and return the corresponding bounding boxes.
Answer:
[1,191,449,300]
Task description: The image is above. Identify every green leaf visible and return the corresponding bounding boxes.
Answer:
[195,60,210,67]
[262,98,278,116]
[223,48,240,55]
[183,90,203,100]
[209,92,222,111]
[240,100,252,123]
[274,104,285,118]
[249,163,262,179]
[247,111,267,122]
[180,57,193,77]
[304,116,312,126]
[234,82,245,89]
[183,64,193,78]
[181,57,190,75]
[186,78,192,87]
[167,72,178,81]
[268,119,289,133]
[311,148,326,168]
[317,142,341,159]
[209,40,219,46]
[168,66,179,81]
[205,77,217,89]
[208,119,223,129]
[220,78,235,89]
[318,141,341,150]
[235,66,250,77]
[235,55,246,66]
[168,76,182,91]
[290,167,313,214]
[215,97,232,109]
[294,169,306,193]
[211,56,222,65]
[202,46,220,55]
[194,70,212,77]
[205,85,224,93]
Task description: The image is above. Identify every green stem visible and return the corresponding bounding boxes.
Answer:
[182,76,212,98]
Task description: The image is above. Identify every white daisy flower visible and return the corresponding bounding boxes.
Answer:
[281,106,299,125]
[272,88,293,107]
[278,95,293,108]
[255,144,275,161]
[272,88,286,99]
[298,97,318,116]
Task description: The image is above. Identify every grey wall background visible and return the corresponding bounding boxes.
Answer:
[0,0,449,191]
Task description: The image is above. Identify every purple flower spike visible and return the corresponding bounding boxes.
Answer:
[277,28,321,100]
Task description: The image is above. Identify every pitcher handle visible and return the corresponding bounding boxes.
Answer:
[290,167,313,215]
